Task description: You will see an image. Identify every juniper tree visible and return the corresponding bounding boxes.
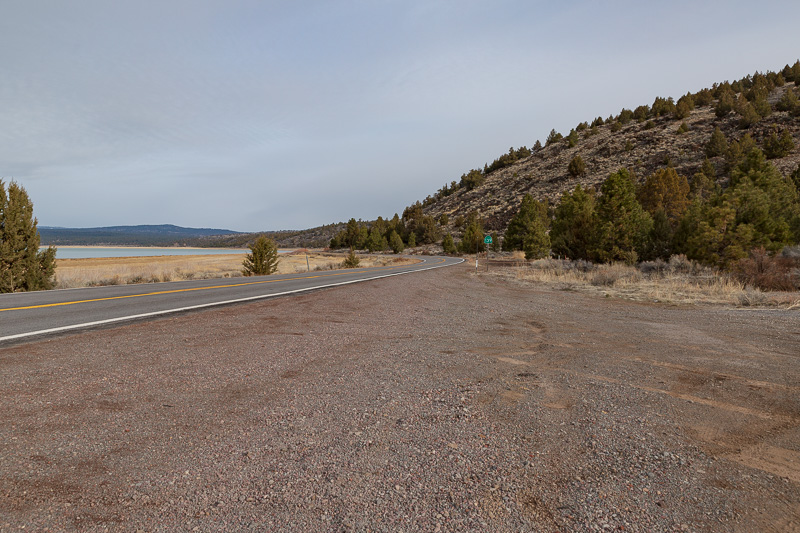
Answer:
[441,233,457,255]
[502,195,550,258]
[388,230,404,254]
[242,235,279,276]
[0,180,56,292]
[545,129,563,147]
[762,129,795,159]
[590,169,653,264]
[705,127,728,158]
[550,185,596,261]
[637,167,690,222]
[459,213,485,254]
[568,155,586,177]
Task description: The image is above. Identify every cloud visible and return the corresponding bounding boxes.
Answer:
[1,1,799,231]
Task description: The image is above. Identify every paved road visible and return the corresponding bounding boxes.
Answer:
[0,255,463,343]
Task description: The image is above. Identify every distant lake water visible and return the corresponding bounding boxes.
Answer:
[46,246,251,259]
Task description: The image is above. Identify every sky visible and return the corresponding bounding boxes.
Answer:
[2,1,799,232]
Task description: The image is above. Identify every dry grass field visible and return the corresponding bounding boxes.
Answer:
[54,251,416,289]
[485,253,800,308]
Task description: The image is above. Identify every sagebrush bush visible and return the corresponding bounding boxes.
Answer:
[733,247,797,291]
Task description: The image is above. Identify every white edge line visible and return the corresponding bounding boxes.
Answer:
[1,258,464,342]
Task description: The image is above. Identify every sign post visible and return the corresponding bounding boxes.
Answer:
[484,235,492,272]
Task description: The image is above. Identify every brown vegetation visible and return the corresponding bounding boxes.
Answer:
[484,254,800,308]
[54,252,417,289]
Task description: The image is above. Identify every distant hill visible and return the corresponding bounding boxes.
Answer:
[418,80,800,234]
[39,223,346,249]
[39,224,243,247]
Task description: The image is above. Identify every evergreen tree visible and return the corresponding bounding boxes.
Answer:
[0,180,56,292]
[715,90,735,117]
[407,232,416,247]
[389,230,405,254]
[365,226,388,252]
[550,185,596,260]
[690,159,718,199]
[590,169,653,264]
[442,233,457,255]
[545,129,563,146]
[568,155,586,177]
[792,165,800,192]
[637,167,690,222]
[762,128,795,159]
[642,209,674,261]
[566,129,579,148]
[776,87,800,115]
[341,248,360,268]
[459,213,485,253]
[503,194,548,251]
[242,236,279,276]
[705,127,728,158]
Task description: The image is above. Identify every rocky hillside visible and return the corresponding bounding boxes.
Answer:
[422,79,800,235]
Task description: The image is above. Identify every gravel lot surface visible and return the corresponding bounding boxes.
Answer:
[1,263,799,532]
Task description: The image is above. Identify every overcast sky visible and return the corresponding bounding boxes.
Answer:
[2,1,799,232]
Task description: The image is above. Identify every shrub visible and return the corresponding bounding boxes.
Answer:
[762,128,795,159]
[341,249,361,268]
[644,120,655,130]
[568,155,586,177]
[733,247,797,291]
[439,214,449,226]
[242,236,280,276]
[610,121,622,132]
[677,122,689,134]
[576,121,588,131]
[624,140,634,152]
[618,109,634,124]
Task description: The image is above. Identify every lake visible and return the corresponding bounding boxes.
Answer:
[46,246,250,259]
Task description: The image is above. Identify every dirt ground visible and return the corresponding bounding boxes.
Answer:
[1,263,798,532]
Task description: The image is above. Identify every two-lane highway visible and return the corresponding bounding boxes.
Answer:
[0,255,464,343]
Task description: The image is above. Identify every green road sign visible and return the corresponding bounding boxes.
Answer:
[484,235,492,244]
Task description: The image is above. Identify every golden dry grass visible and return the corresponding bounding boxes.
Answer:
[484,258,800,309]
[55,252,417,289]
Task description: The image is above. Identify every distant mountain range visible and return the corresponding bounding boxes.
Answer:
[38,223,346,249]
[39,224,243,247]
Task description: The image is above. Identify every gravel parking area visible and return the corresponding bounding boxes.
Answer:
[1,263,798,532]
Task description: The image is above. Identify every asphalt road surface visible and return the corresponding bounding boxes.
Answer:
[0,255,463,343]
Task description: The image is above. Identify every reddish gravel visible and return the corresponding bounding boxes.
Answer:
[1,263,799,532]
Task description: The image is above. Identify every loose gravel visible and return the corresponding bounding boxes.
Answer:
[1,264,798,532]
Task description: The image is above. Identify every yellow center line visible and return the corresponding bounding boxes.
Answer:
[0,259,442,313]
